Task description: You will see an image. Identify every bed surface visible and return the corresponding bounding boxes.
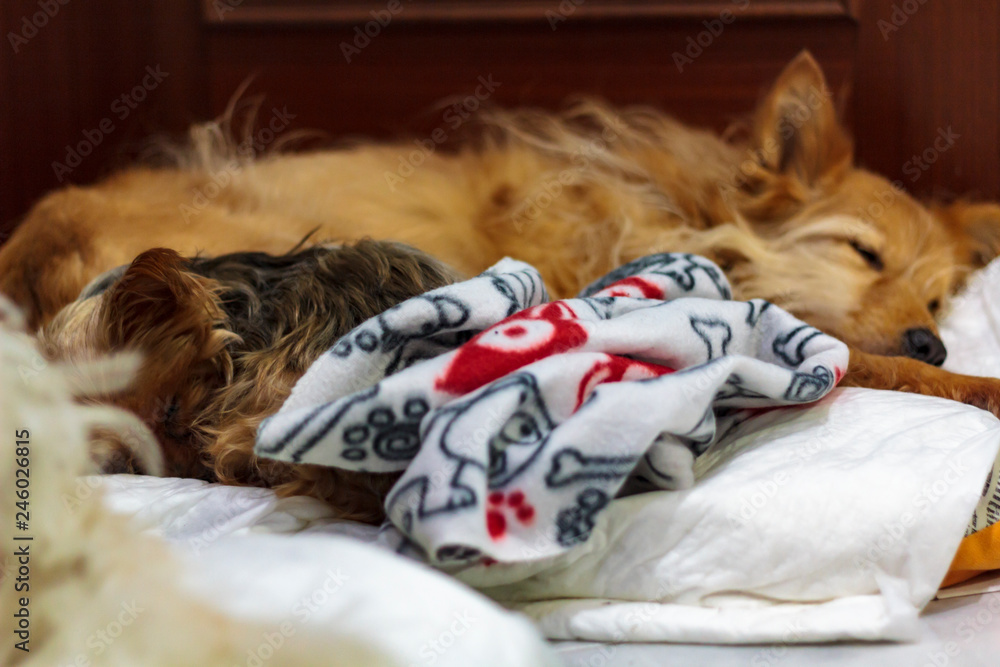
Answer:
[75,256,1000,663]
[553,593,1000,666]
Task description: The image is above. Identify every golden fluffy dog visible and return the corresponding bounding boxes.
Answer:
[3,51,1000,413]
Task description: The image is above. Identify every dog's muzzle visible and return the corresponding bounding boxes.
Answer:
[903,327,947,366]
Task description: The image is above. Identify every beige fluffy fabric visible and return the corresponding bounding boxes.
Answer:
[0,296,393,667]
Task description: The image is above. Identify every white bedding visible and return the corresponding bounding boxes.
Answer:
[98,477,556,667]
[942,256,1000,377]
[98,388,1000,648]
[93,257,1000,653]
[473,389,998,643]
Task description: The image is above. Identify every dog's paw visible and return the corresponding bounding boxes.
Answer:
[949,377,1000,418]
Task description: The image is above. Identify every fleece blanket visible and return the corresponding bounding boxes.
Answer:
[256,253,849,565]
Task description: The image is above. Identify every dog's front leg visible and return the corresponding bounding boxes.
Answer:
[841,348,1000,417]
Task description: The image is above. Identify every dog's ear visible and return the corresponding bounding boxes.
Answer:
[97,248,234,478]
[934,202,1000,269]
[748,50,853,187]
[101,248,233,386]
[106,249,210,346]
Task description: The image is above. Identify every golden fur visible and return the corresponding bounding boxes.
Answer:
[5,51,1000,413]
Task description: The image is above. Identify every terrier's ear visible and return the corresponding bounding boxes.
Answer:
[99,249,232,480]
[749,50,854,187]
[934,202,1000,269]
[106,249,200,342]
[101,248,230,378]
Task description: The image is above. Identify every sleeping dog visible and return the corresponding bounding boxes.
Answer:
[5,51,1000,416]
[39,240,458,523]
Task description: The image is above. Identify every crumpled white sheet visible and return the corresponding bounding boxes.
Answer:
[94,257,1000,646]
[464,388,999,643]
[98,391,1000,646]
[96,476,557,666]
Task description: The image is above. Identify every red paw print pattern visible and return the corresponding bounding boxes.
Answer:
[593,276,665,299]
[436,301,589,396]
[486,489,536,540]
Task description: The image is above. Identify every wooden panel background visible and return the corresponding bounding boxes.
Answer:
[0,0,206,237]
[854,0,1000,202]
[203,18,855,142]
[1,0,998,246]
[201,0,858,23]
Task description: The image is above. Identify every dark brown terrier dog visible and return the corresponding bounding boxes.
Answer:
[40,240,457,522]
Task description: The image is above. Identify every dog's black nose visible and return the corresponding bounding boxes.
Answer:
[903,328,947,366]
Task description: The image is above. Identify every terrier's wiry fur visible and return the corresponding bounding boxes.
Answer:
[6,52,1000,414]
[40,240,458,523]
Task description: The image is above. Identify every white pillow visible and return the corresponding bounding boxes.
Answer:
[458,388,1000,644]
[94,476,556,666]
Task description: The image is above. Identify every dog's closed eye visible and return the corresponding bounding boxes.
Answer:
[849,240,884,271]
[161,396,186,440]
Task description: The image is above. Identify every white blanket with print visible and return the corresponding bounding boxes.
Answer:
[255,254,849,566]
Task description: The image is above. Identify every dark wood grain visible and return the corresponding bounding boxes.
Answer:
[205,18,855,141]
[854,0,1000,201]
[202,0,858,24]
[2,0,999,250]
[0,0,205,239]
